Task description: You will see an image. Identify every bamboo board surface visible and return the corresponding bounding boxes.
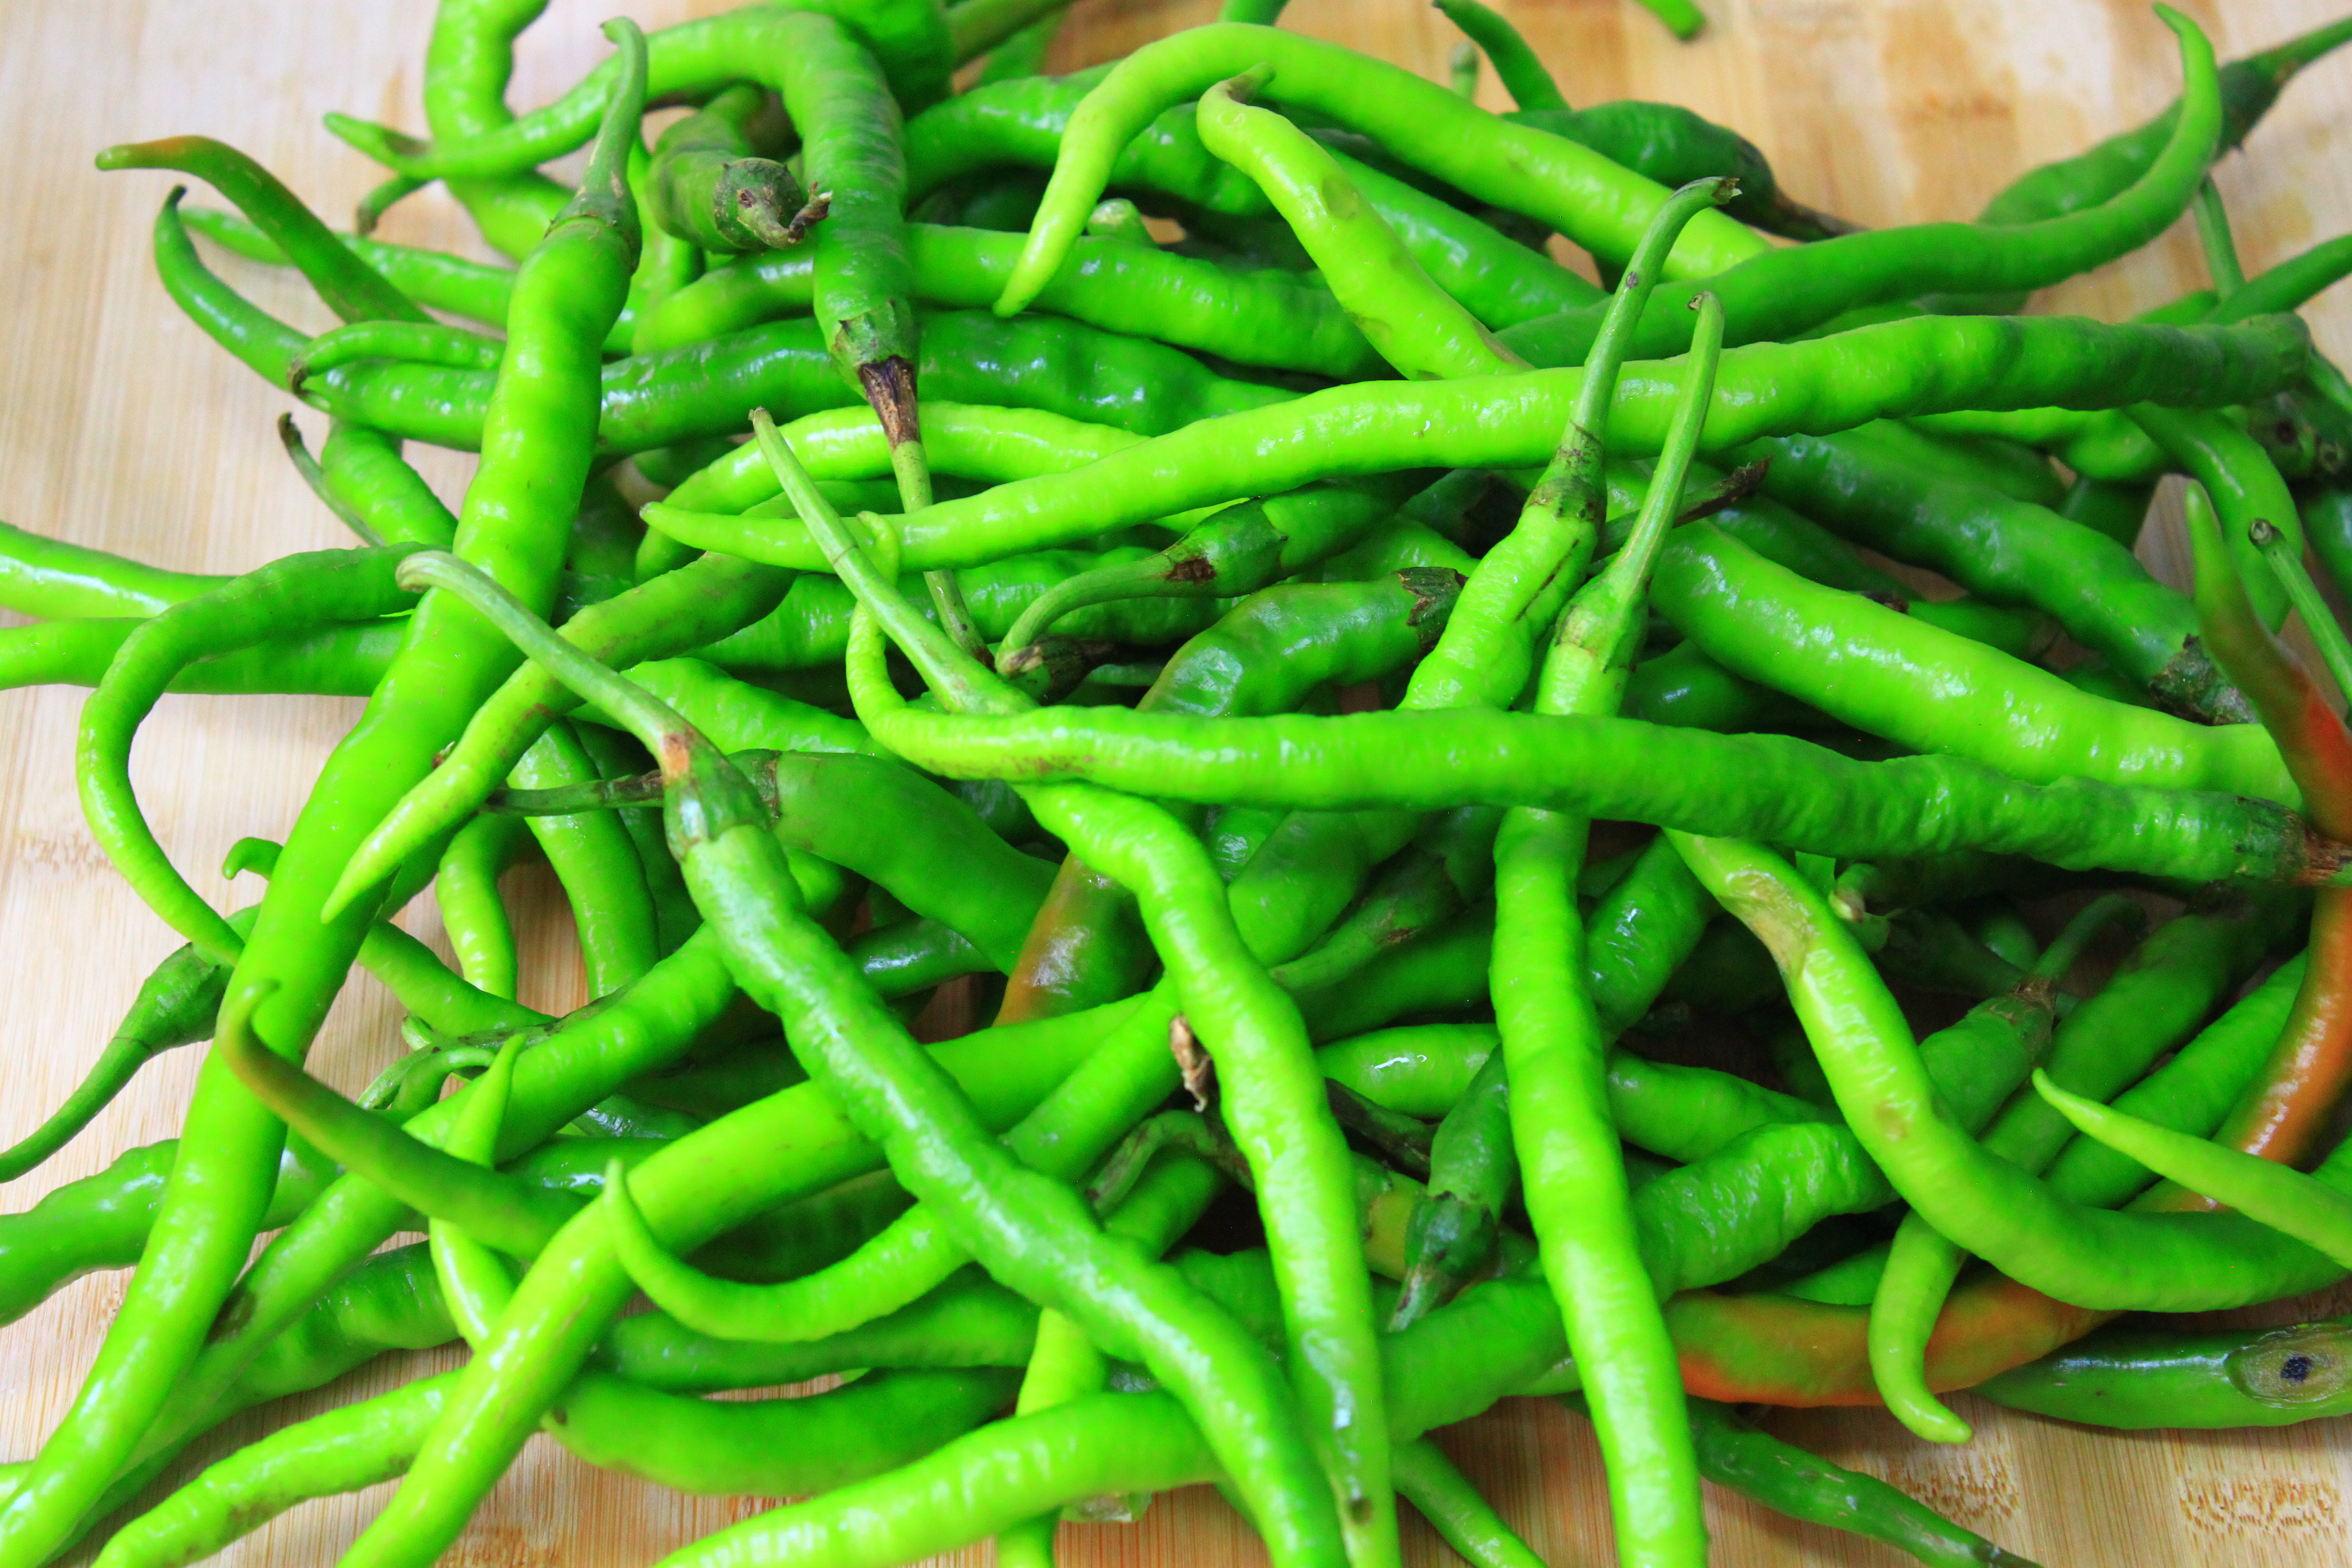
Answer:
[5,0,2352,1563]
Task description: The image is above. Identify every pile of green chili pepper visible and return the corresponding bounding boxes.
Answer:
[8,1,2352,1565]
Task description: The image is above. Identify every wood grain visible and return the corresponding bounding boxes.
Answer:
[3,0,2351,1564]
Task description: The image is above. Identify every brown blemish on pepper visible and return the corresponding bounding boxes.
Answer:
[855,356,920,448]
[1170,1015,1214,1112]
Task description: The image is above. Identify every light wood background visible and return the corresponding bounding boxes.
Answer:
[5,0,2352,1564]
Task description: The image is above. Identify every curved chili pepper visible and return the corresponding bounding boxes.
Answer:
[1929,11,2352,313]
[291,319,499,391]
[0,911,253,1186]
[421,0,570,263]
[1389,1436,1545,1568]
[1500,9,2220,368]
[645,84,823,254]
[1433,0,1565,109]
[95,135,430,325]
[994,22,1766,316]
[2036,1070,2352,1265]
[75,545,426,964]
[433,812,527,999]
[1195,70,1523,381]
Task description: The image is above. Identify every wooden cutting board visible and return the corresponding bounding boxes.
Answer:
[4,0,2351,1563]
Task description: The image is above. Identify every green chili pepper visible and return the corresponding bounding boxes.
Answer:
[1499,9,2220,368]
[1389,1048,1512,1329]
[1510,98,1858,243]
[2034,1070,2352,1266]
[994,23,1767,317]
[645,84,824,254]
[0,520,223,619]
[1925,11,2352,313]
[76,545,427,964]
[651,312,2307,574]
[180,204,516,326]
[283,415,392,537]
[635,221,1382,376]
[291,324,499,396]
[96,136,431,325]
[509,719,662,997]
[0,910,260,1185]
[1648,523,2290,800]
[1388,1437,1544,1568]
[434,812,527,998]
[421,0,572,263]
[313,422,462,549]
[1741,427,2253,721]
[1195,71,1523,381]
[860,697,2352,890]
[1434,0,1563,109]
[1643,1397,2044,1568]
[1975,1311,2352,1430]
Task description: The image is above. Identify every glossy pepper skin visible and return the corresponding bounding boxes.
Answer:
[1739,427,2252,722]
[1976,1313,2352,1429]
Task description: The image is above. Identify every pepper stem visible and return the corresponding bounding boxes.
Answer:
[1538,291,1727,717]
[2251,517,2352,702]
